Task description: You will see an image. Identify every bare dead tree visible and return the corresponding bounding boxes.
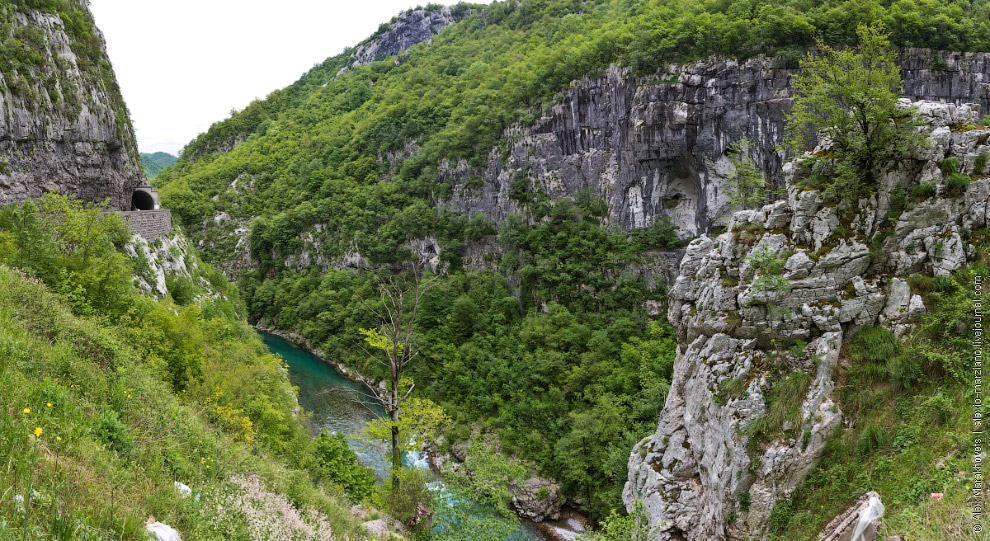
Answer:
[357,265,436,483]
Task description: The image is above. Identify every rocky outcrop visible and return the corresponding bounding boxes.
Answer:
[446,51,990,237]
[623,101,990,539]
[345,6,471,70]
[126,231,232,308]
[0,3,143,210]
[510,477,563,522]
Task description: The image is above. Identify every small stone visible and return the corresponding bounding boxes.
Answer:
[173,481,192,498]
[361,519,390,538]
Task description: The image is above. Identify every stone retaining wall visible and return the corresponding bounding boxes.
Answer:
[119,209,172,242]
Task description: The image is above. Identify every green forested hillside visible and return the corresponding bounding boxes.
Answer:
[0,196,368,538]
[141,151,178,178]
[154,0,990,524]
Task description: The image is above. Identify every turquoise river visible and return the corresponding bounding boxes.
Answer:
[260,331,565,540]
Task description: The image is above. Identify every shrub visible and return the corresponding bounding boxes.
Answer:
[976,152,989,175]
[308,432,377,504]
[909,182,935,200]
[387,467,432,525]
[982,115,990,127]
[946,172,970,194]
[92,410,134,460]
[165,274,196,305]
[922,389,954,425]
[768,499,794,534]
[887,353,921,389]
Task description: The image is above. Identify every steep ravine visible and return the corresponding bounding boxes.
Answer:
[623,101,989,539]
[199,49,990,279]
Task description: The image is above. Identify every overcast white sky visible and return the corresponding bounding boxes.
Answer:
[88,0,460,156]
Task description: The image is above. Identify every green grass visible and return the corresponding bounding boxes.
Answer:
[769,262,990,540]
[946,172,971,194]
[941,156,961,176]
[910,182,936,201]
[0,266,365,539]
[748,371,812,454]
[976,152,988,175]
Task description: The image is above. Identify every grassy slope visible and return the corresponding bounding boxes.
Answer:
[770,266,989,539]
[0,265,365,539]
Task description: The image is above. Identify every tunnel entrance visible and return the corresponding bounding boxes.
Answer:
[131,189,156,211]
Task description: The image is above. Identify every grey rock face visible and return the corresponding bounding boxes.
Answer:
[346,6,469,69]
[446,51,990,237]
[0,6,143,210]
[624,102,990,540]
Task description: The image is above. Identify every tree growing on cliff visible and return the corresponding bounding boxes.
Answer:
[723,139,768,213]
[785,24,921,200]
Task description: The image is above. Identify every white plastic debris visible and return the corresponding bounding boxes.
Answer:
[146,521,181,541]
[173,481,192,498]
[852,494,885,541]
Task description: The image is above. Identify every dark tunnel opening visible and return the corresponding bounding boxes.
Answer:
[131,190,155,211]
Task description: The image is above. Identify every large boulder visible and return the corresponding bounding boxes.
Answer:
[510,477,563,522]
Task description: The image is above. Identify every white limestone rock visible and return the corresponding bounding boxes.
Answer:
[625,101,990,540]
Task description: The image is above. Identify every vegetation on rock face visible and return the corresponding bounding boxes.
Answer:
[0,195,369,537]
[0,0,137,158]
[724,139,769,213]
[786,24,923,201]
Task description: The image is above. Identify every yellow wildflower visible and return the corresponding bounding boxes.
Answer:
[56,436,62,442]
[46,403,52,408]
[23,408,30,414]
[34,427,42,437]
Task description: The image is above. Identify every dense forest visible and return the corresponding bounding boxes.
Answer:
[141,152,178,178]
[153,0,990,529]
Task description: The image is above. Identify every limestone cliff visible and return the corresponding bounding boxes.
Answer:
[446,50,990,237]
[207,50,990,280]
[0,1,142,210]
[344,5,472,70]
[623,101,989,539]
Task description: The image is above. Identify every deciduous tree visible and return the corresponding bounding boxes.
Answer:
[785,24,921,200]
